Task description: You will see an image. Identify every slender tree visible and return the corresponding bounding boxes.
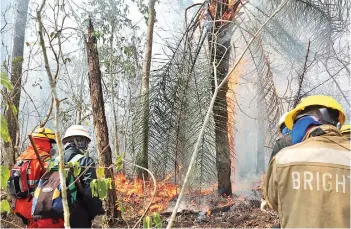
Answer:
[5,0,30,164]
[85,17,118,222]
[138,0,157,178]
[36,0,70,227]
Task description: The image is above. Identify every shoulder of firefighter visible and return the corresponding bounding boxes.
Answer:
[263,125,350,228]
[63,146,105,217]
[269,135,292,162]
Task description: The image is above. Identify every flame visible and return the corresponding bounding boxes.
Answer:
[208,0,244,23]
[115,174,179,218]
[227,59,247,188]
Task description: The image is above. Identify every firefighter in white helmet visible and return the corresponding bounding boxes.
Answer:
[269,112,292,161]
[261,112,292,216]
[62,125,104,228]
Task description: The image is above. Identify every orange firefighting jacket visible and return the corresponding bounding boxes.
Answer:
[13,138,52,222]
[264,125,350,228]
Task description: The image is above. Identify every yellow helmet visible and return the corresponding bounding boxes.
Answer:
[340,124,350,134]
[32,127,56,143]
[285,95,346,130]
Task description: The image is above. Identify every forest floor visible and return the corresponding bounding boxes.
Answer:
[94,189,279,228]
[160,196,279,228]
[1,175,279,228]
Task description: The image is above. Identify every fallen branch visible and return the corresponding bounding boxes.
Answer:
[166,1,290,228]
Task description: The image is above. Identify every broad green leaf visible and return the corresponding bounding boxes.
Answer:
[143,216,152,229]
[115,153,124,171]
[1,72,12,91]
[97,179,108,200]
[90,178,112,200]
[71,161,81,177]
[0,165,10,189]
[153,212,162,228]
[0,200,10,213]
[0,114,10,143]
[96,167,105,179]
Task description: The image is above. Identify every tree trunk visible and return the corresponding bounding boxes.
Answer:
[138,0,156,178]
[5,0,29,164]
[86,18,118,223]
[209,1,235,196]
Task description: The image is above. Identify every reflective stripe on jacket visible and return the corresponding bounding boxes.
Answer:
[264,125,350,228]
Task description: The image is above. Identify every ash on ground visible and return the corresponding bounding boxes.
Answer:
[160,189,279,228]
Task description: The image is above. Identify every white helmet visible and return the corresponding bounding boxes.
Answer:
[277,112,289,133]
[62,125,91,143]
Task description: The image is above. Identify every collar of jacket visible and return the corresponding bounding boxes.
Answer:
[302,124,342,141]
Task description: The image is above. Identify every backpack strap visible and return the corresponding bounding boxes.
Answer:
[69,154,84,163]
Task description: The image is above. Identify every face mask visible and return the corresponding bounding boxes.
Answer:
[291,116,321,144]
[73,137,89,150]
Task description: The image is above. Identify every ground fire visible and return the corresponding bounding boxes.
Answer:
[115,173,179,217]
[110,173,278,228]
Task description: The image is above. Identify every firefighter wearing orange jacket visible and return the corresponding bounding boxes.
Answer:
[264,95,350,228]
[8,128,56,227]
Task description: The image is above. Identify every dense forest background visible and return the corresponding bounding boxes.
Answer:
[0,0,349,227]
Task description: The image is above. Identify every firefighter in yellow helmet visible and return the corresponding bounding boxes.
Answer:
[8,127,57,228]
[340,124,350,140]
[263,95,350,228]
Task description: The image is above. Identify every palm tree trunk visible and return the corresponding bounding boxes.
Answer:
[209,2,234,196]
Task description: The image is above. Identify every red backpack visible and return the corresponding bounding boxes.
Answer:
[7,149,51,223]
[7,147,51,199]
[7,155,49,199]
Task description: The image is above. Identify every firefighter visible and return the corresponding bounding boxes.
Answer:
[340,124,350,140]
[269,112,292,162]
[62,125,104,228]
[261,112,292,215]
[8,127,57,228]
[263,95,350,228]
